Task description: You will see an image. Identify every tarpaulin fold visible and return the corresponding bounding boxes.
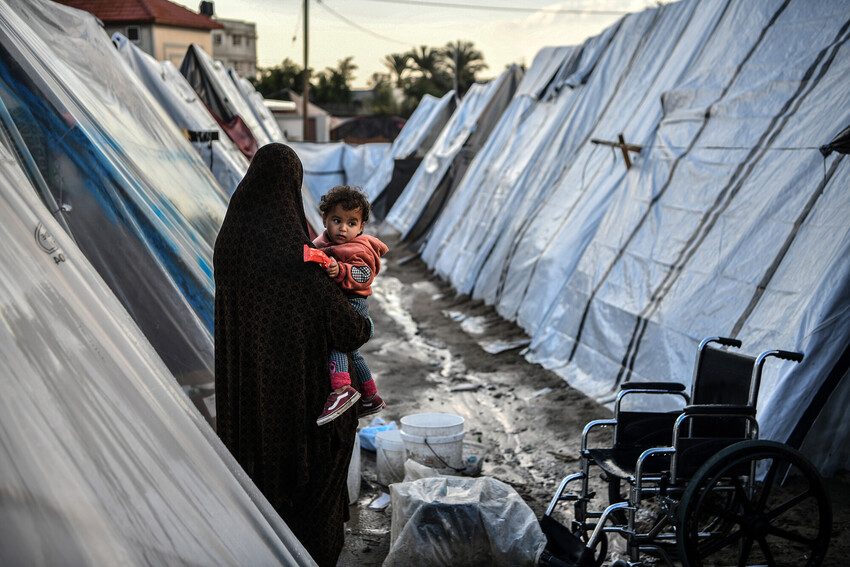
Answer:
[419,0,850,475]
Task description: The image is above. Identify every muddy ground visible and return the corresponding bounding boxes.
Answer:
[337,236,850,566]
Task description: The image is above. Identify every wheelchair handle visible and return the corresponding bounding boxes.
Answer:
[749,349,805,406]
[775,350,804,362]
[716,337,742,348]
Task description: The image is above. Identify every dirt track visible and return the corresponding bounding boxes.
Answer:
[338,236,849,566]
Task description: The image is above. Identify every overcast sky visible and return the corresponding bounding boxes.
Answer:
[173,0,657,87]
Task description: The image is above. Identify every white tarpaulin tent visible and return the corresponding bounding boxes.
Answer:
[291,141,390,202]
[385,66,522,239]
[362,91,455,203]
[180,44,271,158]
[0,0,231,419]
[419,0,850,475]
[112,34,321,234]
[228,68,287,144]
[0,127,314,565]
[199,51,272,148]
[113,33,249,195]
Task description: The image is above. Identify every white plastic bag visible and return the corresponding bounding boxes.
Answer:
[348,433,361,504]
[385,476,545,566]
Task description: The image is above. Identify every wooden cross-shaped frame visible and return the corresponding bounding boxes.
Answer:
[590,133,643,170]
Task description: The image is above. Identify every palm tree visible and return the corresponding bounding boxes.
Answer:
[408,45,443,81]
[383,53,410,88]
[443,40,487,96]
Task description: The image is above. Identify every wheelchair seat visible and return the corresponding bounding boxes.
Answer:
[588,408,681,482]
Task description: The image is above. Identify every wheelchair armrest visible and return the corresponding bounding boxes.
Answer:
[634,447,675,504]
[581,418,617,452]
[682,404,755,416]
[620,381,686,392]
[615,386,690,415]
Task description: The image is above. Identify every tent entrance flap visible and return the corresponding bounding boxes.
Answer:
[371,157,422,221]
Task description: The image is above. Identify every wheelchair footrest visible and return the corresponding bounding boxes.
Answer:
[539,515,599,567]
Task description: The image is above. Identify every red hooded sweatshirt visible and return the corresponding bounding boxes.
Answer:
[313,231,389,297]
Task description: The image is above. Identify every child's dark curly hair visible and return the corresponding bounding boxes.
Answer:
[319,185,371,223]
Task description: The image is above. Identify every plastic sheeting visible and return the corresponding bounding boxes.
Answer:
[0,134,314,565]
[114,33,249,195]
[181,44,267,158]
[361,91,455,202]
[228,68,286,144]
[112,34,320,234]
[395,67,522,246]
[420,0,850,474]
[419,44,582,279]
[0,0,227,418]
[201,56,273,149]
[385,477,545,567]
[291,141,390,203]
[385,67,522,239]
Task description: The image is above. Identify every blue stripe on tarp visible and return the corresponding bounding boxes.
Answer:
[0,57,215,333]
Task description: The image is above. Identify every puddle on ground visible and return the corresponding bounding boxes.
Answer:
[373,276,463,382]
[478,337,531,354]
[459,315,492,335]
[411,280,440,294]
[442,309,467,322]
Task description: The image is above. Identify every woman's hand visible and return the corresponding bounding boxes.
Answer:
[326,259,340,278]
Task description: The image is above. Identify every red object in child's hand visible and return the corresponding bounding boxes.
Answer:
[303,244,333,268]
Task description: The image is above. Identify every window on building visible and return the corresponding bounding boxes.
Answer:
[213,33,222,46]
[232,35,242,46]
[127,26,139,41]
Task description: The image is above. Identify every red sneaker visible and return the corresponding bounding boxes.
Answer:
[317,385,361,426]
[357,393,386,419]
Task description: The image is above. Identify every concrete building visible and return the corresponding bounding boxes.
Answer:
[212,18,258,80]
[55,0,222,67]
[273,92,331,143]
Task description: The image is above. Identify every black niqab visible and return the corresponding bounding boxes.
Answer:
[214,143,371,565]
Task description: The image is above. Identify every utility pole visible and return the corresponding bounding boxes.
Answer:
[302,0,309,141]
[452,39,459,96]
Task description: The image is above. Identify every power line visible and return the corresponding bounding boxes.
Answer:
[359,0,632,16]
[315,1,411,46]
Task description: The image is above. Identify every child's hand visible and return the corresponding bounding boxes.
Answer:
[326,259,340,278]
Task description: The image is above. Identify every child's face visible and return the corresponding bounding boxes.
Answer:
[323,204,364,244]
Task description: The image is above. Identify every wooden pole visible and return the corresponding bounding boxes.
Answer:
[618,133,632,169]
[452,40,459,96]
[302,0,309,141]
[589,134,642,171]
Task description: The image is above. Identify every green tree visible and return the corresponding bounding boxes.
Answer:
[398,45,454,115]
[443,40,488,96]
[408,45,444,82]
[366,72,399,115]
[312,57,358,104]
[382,53,410,88]
[251,58,309,99]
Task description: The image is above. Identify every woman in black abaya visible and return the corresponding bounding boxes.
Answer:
[214,143,371,566]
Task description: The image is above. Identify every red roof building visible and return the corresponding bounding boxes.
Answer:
[55,0,223,30]
[55,0,222,66]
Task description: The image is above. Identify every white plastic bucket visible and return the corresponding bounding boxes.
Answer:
[376,429,407,486]
[400,413,465,472]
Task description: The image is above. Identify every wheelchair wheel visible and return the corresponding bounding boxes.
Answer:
[677,440,831,567]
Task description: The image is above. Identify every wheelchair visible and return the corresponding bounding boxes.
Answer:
[539,337,832,567]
